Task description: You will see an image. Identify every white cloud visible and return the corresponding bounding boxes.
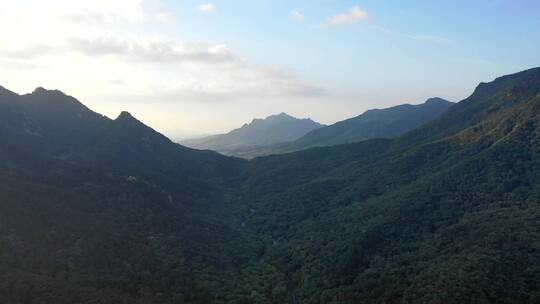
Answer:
[0,0,329,135]
[154,9,176,23]
[66,37,237,64]
[0,58,38,70]
[330,6,368,25]
[0,0,323,101]
[291,10,305,22]
[2,32,319,101]
[145,65,326,103]
[0,44,54,59]
[61,0,173,24]
[198,3,217,14]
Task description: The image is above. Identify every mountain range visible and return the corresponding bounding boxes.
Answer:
[180,113,325,155]
[230,97,454,158]
[1,67,540,304]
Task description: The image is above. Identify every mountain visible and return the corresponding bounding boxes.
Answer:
[180,112,325,155]
[240,67,540,303]
[292,97,453,148]
[0,86,250,303]
[0,86,244,178]
[230,97,454,158]
[1,67,540,304]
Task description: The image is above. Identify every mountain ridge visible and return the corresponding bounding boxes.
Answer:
[180,112,325,154]
[0,67,539,303]
[228,97,454,158]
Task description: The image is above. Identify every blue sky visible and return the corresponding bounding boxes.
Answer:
[0,0,539,137]
[172,0,540,96]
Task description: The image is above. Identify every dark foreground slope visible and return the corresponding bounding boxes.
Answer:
[0,67,540,304]
[0,87,252,303]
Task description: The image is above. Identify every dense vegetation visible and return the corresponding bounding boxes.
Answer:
[0,68,539,303]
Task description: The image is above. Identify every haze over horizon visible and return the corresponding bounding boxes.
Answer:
[1,0,539,138]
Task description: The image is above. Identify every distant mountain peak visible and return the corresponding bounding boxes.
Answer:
[246,112,315,127]
[32,87,48,94]
[254,97,457,156]
[117,111,135,120]
[425,97,451,104]
[264,112,317,123]
[273,112,294,119]
[257,113,290,122]
[115,111,144,127]
[31,87,66,97]
[181,112,325,153]
[21,87,94,115]
[472,66,540,98]
[0,85,17,97]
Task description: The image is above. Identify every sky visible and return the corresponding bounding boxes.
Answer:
[0,0,539,139]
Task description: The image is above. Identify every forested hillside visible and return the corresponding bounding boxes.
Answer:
[0,86,251,303]
[1,68,539,303]
[240,67,540,303]
[284,97,453,149]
